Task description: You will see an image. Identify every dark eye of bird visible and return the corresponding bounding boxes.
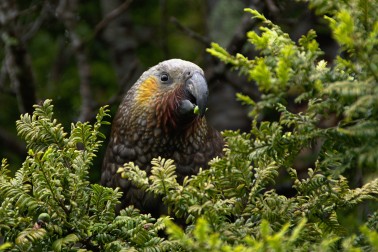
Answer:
[160,73,169,82]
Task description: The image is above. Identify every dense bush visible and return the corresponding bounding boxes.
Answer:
[1,0,378,251]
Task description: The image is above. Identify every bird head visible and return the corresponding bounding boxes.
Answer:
[129,59,209,130]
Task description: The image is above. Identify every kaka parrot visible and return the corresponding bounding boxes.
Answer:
[101,59,224,216]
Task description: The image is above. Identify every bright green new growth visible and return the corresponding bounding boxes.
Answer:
[1,0,378,250]
[193,105,200,115]
[193,105,208,115]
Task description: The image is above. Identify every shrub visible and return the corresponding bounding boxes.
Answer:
[1,0,378,251]
[0,100,174,251]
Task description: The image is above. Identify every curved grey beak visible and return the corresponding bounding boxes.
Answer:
[185,72,208,117]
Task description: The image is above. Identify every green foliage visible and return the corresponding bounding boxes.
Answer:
[0,100,176,251]
[2,0,378,251]
[126,0,378,250]
[206,1,378,250]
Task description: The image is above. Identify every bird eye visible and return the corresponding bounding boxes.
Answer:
[160,73,170,82]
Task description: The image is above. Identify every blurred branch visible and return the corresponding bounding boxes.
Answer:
[4,43,37,114]
[22,0,51,42]
[56,0,93,122]
[206,12,259,99]
[0,0,37,114]
[264,0,280,15]
[226,14,256,55]
[94,0,133,37]
[0,1,18,27]
[170,16,211,45]
[98,0,142,117]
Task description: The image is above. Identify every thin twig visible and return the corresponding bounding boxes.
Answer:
[22,0,51,42]
[170,16,211,45]
[94,0,133,37]
[265,0,280,15]
[226,14,256,55]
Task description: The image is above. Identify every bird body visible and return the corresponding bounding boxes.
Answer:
[101,59,223,216]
